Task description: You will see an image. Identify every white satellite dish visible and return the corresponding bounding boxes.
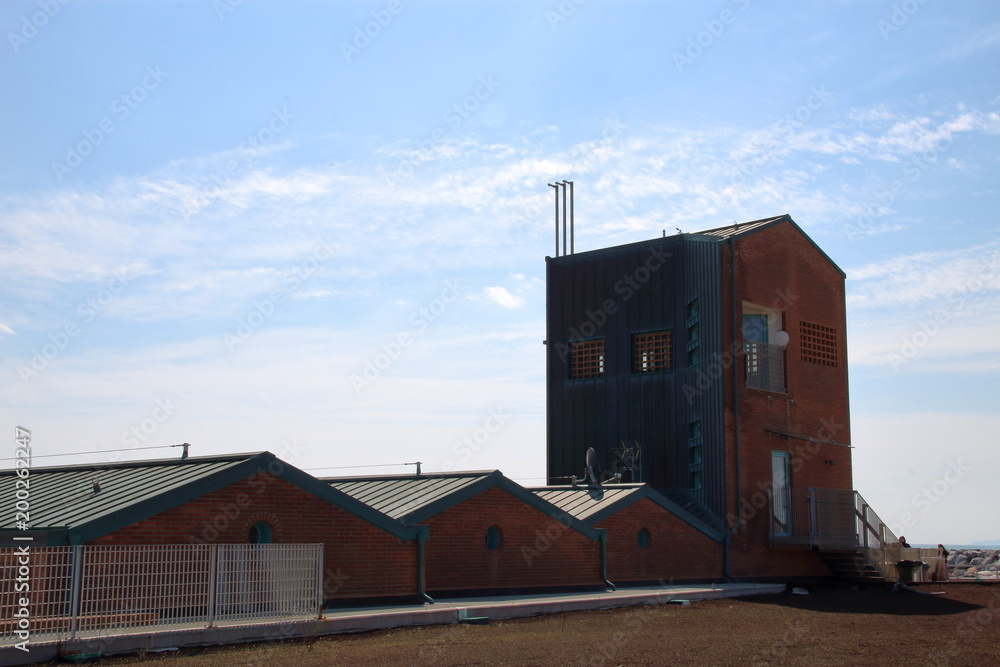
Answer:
[773,330,790,348]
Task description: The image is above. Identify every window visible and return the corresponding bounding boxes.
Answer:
[688,420,703,491]
[249,521,272,544]
[570,339,605,379]
[771,452,791,536]
[686,298,700,366]
[637,528,651,550]
[800,321,838,367]
[633,330,672,373]
[743,307,786,392]
[485,525,502,551]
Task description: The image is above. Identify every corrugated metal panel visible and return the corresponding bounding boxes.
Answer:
[533,486,643,522]
[0,455,255,531]
[324,473,494,520]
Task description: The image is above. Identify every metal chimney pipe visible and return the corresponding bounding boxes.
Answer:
[560,181,567,256]
[564,180,574,255]
[548,182,560,257]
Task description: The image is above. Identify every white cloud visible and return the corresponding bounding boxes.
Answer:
[483,286,525,308]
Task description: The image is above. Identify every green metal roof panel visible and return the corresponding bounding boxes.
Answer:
[323,472,495,521]
[532,484,726,542]
[0,451,422,544]
[533,486,646,522]
[0,454,253,531]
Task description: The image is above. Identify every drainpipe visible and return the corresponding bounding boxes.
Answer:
[725,236,741,583]
[416,530,434,604]
[599,531,616,591]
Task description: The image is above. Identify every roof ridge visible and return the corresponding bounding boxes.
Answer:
[0,451,268,475]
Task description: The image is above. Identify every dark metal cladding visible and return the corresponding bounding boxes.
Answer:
[545,233,726,523]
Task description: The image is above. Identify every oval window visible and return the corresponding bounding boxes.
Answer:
[637,528,650,550]
[249,521,273,544]
[485,525,502,551]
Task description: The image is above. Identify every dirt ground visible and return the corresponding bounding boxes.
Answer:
[63,583,1000,666]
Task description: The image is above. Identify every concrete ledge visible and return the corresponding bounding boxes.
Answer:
[0,583,784,665]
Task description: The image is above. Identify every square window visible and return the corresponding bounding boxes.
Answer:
[570,339,605,379]
[633,330,672,373]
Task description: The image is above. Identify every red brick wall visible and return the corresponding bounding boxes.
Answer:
[596,497,723,583]
[721,220,852,578]
[89,471,418,601]
[422,486,604,593]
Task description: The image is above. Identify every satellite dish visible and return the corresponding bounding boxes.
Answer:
[773,330,790,348]
[585,447,599,486]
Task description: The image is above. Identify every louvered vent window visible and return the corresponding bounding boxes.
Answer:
[570,339,605,379]
[633,330,672,373]
[800,321,838,367]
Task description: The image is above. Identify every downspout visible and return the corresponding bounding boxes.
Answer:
[416,530,434,604]
[725,236,741,583]
[599,531,616,591]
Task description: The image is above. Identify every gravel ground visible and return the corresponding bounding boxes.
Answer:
[58,583,1000,666]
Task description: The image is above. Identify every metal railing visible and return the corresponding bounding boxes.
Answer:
[744,341,785,392]
[1,543,322,644]
[767,488,901,580]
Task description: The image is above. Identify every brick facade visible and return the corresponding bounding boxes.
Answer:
[721,220,851,578]
[90,471,419,602]
[596,497,723,584]
[421,486,604,594]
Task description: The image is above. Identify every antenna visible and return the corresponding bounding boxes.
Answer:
[613,440,642,483]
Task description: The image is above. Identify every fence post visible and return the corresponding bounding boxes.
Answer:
[207,544,219,628]
[67,545,84,641]
[315,544,324,620]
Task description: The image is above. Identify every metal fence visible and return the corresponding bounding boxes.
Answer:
[1,543,322,644]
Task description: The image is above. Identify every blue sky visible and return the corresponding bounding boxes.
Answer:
[1,1,998,544]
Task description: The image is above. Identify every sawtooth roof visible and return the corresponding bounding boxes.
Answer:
[0,451,419,545]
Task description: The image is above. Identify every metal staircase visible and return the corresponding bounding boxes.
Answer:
[818,550,885,581]
[769,488,903,582]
